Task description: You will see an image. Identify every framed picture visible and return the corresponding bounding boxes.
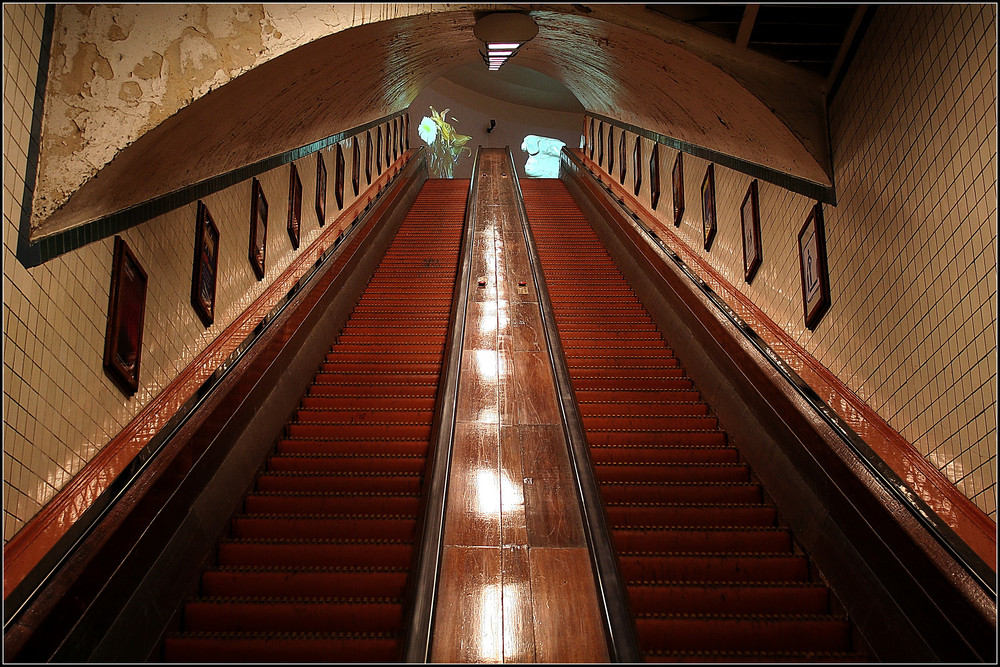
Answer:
[392,118,399,161]
[672,152,684,227]
[632,135,642,196]
[741,179,763,283]
[103,236,147,396]
[798,202,831,330]
[385,121,392,166]
[315,151,327,227]
[404,113,409,150]
[701,163,716,251]
[287,162,302,250]
[597,122,604,167]
[191,200,219,327]
[352,137,361,196]
[588,118,595,158]
[249,177,267,280]
[607,126,615,174]
[365,130,373,185]
[335,143,345,210]
[649,143,660,210]
[618,131,626,184]
[376,125,383,176]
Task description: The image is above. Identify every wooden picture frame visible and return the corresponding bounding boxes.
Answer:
[741,179,763,283]
[191,200,219,327]
[385,121,392,166]
[315,151,327,227]
[701,163,717,251]
[335,143,345,210]
[249,177,267,280]
[798,202,831,330]
[365,130,373,185]
[597,122,604,167]
[618,131,626,184]
[404,114,410,150]
[392,118,399,161]
[376,125,383,176]
[589,118,595,159]
[103,236,147,396]
[607,126,615,174]
[352,137,361,196]
[649,143,660,210]
[287,162,302,250]
[672,152,684,227]
[632,135,642,196]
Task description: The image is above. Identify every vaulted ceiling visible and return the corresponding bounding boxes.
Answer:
[29,4,868,247]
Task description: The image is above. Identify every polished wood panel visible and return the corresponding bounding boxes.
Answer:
[529,548,610,662]
[431,546,502,663]
[432,149,608,662]
[444,422,501,547]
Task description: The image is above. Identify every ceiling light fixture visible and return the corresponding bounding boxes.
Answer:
[475,13,538,72]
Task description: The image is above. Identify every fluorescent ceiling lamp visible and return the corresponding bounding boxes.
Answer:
[488,50,514,56]
[488,42,521,50]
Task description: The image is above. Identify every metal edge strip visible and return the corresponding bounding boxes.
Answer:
[506,149,643,662]
[562,148,997,598]
[2,151,426,633]
[18,110,407,267]
[586,111,837,205]
[402,149,481,661]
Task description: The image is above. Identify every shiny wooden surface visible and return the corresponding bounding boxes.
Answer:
[431,151,609,662]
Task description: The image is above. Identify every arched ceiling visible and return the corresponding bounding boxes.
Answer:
[30,4,835,242]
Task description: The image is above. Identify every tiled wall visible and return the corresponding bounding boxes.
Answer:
[583,3,996,518]
[4,1,407,541]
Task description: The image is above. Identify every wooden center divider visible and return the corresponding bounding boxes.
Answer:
[428,148,611,662]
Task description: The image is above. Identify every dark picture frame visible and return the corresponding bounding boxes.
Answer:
[248,177,268,280]
[103,236,147,396]
[741,179,763,284]
[649,143,660,210]
[392,118,399,161]
[376,125,383,176]
[404,114,410,150]
[589,117,595,158]
[191,200,219,327]
[701,163,717,251]
[798,202,831,330]
[632,135,642,196]
[335,143,345,210]
[315,151,327,227]
[607,126,615,174]
[385,121,392,166]
[618,131,626,184]
[597,122,604,167]
[365,130,373,185]
[287,162,302,250]
[352,137,361,196]
[672,152,684,227]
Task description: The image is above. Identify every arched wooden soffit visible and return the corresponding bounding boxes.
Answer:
[23,4,832,265]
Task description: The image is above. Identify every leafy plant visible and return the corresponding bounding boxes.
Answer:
[418,106,472,178]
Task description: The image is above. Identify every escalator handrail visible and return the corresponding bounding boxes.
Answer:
[560,147,997,599]
[402,149,481,662]
[505,150,644,663]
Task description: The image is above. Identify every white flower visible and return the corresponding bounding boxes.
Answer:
[418,116,438,145]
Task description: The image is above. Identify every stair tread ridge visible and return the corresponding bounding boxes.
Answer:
[223,537,414,545]
[166,630,400,639]
[209,565,408,573]
[237,513,417,520]
[628,580,829,588]
[189,595,402,604]
[636,612,848,621]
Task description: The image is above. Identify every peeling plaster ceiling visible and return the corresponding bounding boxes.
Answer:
[31,4,838,242]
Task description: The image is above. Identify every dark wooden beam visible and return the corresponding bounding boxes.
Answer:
[736,4,759,48]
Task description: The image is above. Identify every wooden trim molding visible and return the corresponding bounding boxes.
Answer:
[3,149,417,602]
[571,146,996,567]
